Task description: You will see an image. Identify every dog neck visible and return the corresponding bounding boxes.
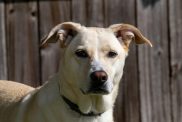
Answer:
[61,95,103,117]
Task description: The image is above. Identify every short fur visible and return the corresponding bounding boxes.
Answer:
[0,22,152,122]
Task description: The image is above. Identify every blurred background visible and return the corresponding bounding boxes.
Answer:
[0,0,181,122]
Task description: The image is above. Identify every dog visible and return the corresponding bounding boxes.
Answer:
[0,22,152,122]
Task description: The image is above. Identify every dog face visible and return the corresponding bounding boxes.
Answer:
[63,28,127,95]
[41,22,152,95]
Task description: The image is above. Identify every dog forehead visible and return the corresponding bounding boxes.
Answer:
[78,27,121,48]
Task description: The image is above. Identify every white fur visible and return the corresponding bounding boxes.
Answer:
[0,22,151,122]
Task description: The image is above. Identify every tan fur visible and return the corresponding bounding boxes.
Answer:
[0,80,34,104]
[0,22,151,122]
[0,80,34,122]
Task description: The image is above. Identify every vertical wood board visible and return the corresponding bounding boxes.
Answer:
[71,0,87,25]
[169,0,182,121]
[6,1,40,87]
[0,0,7,80]
[137,0,171,122]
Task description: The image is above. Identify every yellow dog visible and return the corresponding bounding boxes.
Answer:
[0,22,152,122]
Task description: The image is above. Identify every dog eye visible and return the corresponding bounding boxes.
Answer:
[75,49,88,58]
[107,51,118,58]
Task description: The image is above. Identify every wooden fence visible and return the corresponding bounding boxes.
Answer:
[0,0,182,122]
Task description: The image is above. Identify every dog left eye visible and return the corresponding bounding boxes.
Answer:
[107,51,118,58]
[75,49,88,58]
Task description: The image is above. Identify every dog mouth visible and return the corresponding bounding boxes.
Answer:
[88,88,110,95]
[81,89,110,95]
[81,85,111,95]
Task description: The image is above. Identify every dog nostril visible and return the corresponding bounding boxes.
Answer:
[101,75,107,82]
[90,71,108,82]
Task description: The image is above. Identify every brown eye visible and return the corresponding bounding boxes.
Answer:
[107,51,118,58]
[75,49,88,58]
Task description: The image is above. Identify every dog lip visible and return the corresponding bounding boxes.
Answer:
[90,90,110,95]
[80,82,111,95]
[86,88,110,95]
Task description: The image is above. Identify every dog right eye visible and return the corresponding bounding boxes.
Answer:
[75,49,88,58]
[107,51,118,58]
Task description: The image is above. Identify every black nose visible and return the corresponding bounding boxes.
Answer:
[90,70,108,83]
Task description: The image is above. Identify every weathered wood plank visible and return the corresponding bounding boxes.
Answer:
[6,1,40,87]
[0,1,7,80]
[39,0,71,83]
[104,0,140,122]
[169,0,182,121]
[86,0,104,27]
[137,0,171,122]
[71,0,87,25]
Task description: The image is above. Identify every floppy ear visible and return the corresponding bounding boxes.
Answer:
[109,24,152,50]
[41,22,81,48]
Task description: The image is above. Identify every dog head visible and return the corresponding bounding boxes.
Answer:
[41,22,152,96]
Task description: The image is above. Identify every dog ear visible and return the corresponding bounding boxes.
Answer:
[109,24,152,50]
[41,22,81,48]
